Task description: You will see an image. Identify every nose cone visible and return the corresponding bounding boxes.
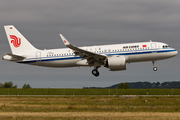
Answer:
[174,50,178,56]
[166,49,178,59]
[172,49,178,57]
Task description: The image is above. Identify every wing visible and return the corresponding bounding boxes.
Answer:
[59,34,106,65]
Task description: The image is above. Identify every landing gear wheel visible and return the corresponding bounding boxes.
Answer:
[152,61,157,71]
[153,67,157,71]
[92,69,100,77]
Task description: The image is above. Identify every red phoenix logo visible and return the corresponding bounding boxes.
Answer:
[9,35,21,48]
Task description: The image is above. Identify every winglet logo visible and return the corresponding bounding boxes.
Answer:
[64,40,66,43]
[9,35,21,48]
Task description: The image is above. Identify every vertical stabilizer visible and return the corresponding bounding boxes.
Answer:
[4,25,37,54]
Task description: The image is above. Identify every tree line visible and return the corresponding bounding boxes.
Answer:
[109,81,180,89]
[0,81,32,89]
[85,81,180,89]
[2,81,180,89]
[116,82,129,89]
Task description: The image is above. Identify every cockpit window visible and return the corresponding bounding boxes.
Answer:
[163,45,170,48]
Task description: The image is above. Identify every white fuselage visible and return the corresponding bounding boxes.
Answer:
[17,41,177,68]
[3,25,178,77]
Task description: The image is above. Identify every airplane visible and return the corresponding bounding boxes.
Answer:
[3,25,178,77]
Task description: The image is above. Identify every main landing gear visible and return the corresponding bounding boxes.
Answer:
[92,69,99,77]
[152,61,157,71]
[92,61,100,77]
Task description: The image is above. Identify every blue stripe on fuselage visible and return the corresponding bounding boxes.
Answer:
[18,49,177,64]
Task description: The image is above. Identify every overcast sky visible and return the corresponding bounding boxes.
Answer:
[0,0,180,88]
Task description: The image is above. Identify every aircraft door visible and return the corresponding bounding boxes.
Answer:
[108,49,111,55]
[151,43,157,53]
[104,49,107,55]
[36,52,41,61]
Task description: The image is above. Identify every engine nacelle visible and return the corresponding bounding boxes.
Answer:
[105,55,126,71]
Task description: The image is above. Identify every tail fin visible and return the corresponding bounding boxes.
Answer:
[4,25,37,54]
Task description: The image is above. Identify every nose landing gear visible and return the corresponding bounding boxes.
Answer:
[152,61,157,71]
[153,67,157,71]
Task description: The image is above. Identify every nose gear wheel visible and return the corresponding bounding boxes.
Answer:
[152,61,157,71]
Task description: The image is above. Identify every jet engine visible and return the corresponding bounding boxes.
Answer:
[104,55,126,71]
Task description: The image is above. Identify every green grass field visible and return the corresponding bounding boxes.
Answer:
[0,88,178,95]
[1,96,180,112]
[1,96,180,120]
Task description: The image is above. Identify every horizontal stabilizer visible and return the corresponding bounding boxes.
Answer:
[3,53,26,61]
